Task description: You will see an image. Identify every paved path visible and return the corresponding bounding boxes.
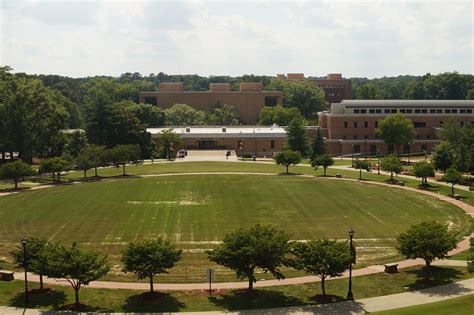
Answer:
[0,279,472,314]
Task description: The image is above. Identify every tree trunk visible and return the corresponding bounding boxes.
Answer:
[1,151,5,161]
[94,167,98,177]
[286,165,289,174]
[57,172,61,182]
[74,287,80,306]
[324,167,327,176]
[83,170,87,178]
[321,277,326,298]
[391,172,393,181]
[39,274,43,290]
[149,276,154,292]
[451,184,454,197]
[424,260,431,280]
[14,178,18,189]
[359,169,362,180]
[248,278,253,291]
[122,164,126,176]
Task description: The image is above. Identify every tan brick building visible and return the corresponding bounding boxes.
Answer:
[278,73,352,103]
[147,126,287,157]
[318,100,474,157]
[139,83,283,124]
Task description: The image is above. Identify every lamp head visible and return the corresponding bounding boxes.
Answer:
[21,237,27,245]
[348,228,355,237]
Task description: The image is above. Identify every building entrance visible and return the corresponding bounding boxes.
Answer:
[197,140,219,149]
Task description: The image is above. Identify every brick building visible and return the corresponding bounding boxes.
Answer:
[147,125,287,157]
[277,73,352,103]
[318,100,474,157]
[139,83,283,124]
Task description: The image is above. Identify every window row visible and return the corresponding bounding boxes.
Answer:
[351,108,473,114]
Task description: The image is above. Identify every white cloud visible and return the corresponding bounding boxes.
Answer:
[0,0,472,78]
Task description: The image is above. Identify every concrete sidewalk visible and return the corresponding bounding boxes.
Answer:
[0,279,472,314]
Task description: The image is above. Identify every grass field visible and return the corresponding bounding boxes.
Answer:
[0,266,471,312]
[0,171,470,283]
[374,294,474,315]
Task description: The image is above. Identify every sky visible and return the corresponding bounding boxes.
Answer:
[1,0,473,78]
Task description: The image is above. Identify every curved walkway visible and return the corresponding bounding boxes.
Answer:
[7,172,474,291]
[1,279,473,314]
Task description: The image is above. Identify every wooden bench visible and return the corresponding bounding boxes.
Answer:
[0,270,14,281]
[453,194,461,200]
[398,181,405,186]
[336,174,342,178]
[384,263,398,274]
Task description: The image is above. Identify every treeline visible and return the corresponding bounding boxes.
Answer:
[352,72,474,100]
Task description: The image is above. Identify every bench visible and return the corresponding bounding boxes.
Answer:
[398,181,405,186]
[384,263,398,274]
[0,270,14,281]
[453,194,461,200]
[336,174,342,178]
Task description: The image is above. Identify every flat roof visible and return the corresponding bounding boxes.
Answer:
[139,91,282,94]
[147,126,287,139]
[340,100,474,107]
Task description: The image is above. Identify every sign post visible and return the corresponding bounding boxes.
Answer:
[206,268,214,294]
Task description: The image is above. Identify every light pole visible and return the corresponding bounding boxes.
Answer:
[22,237,29,305]
[377,149,380,175]
[351,144,354,167]
[347,228,355,300]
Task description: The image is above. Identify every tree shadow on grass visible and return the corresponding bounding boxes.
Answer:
[122,291,186,312]
[405,266,465,292]
[208,289,304,311]
[9,289,66,309]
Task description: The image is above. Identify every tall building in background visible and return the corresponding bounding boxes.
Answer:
[277,73,352,103]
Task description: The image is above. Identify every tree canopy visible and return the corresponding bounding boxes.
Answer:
[286,118,308,156]
[312,154,334,176]
[0,160,34,189]
[413,161,435,186]
[375,113,415,155]
[273,149,302,174]
[207,224,291,291]
[380,154,403,181]
[258,105,302,126]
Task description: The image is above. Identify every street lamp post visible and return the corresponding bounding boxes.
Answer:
[351,144,354,167]
[22,237,29,305]
[347,228,355,300]
[377,149,380,175]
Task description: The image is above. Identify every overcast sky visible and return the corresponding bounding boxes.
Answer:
[1,0,472,78]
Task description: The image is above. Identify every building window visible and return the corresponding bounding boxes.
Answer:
[144,96,158,105]
[343,135,347,139]
[400,109,406,113]
[354,109,360,113]
[353,145,360,153]
[460,109,466,113]
[415,109,421,113]
[270,140,275,149]
[384,109,390,113]
[369,109,375,114]
[430,109,435,113]
[421,109,427,113]
[436,109,442,113]
[364,135,368,139]
[375,121,379,128]
[353,121,358,128]
[452,109,457,114]
[376,109,382,113]
[413,122,426,128]
[391,109,397,113]
[265,96,278,106]
[445,109,451,114]
[467,109,472,113]
[440,121,443,126]
[427,135,431,139]
[344,121,348,128]
[370,144,377,155]
[361,109,367,114]
[421,144,428,152]
[407,109,413,113]
[353,135,358,139]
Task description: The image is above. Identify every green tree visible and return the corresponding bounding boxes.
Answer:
[273,149,301,174]
[312,154,334,176]
[432,141,455,172]
[122,239,182,293]
[375,113,415,157]
[46,242,109,307]
[64,131,88,157]
[291,240,351,298]
[397,221,457,279]
[310,128,326,161]
[269,79,325,118]
[163,103,206,126]
[108,144,142,175]
[258,105,302,126]
[206,103,240,125]
[442,167,462,197]
[436,121,474,173]
[207,224,290,291]
[74,150,94,178]
[355,83,386,99]
[286,118,308,155]
[39,156,72,181]
[160,129,183,160]
[128,103,165,127]
[10,238,49,290]
[413,161,435,186]
[81,145,106,177]
[354,159,371,180]
[380,154,403,181]
[0,160,34,189]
